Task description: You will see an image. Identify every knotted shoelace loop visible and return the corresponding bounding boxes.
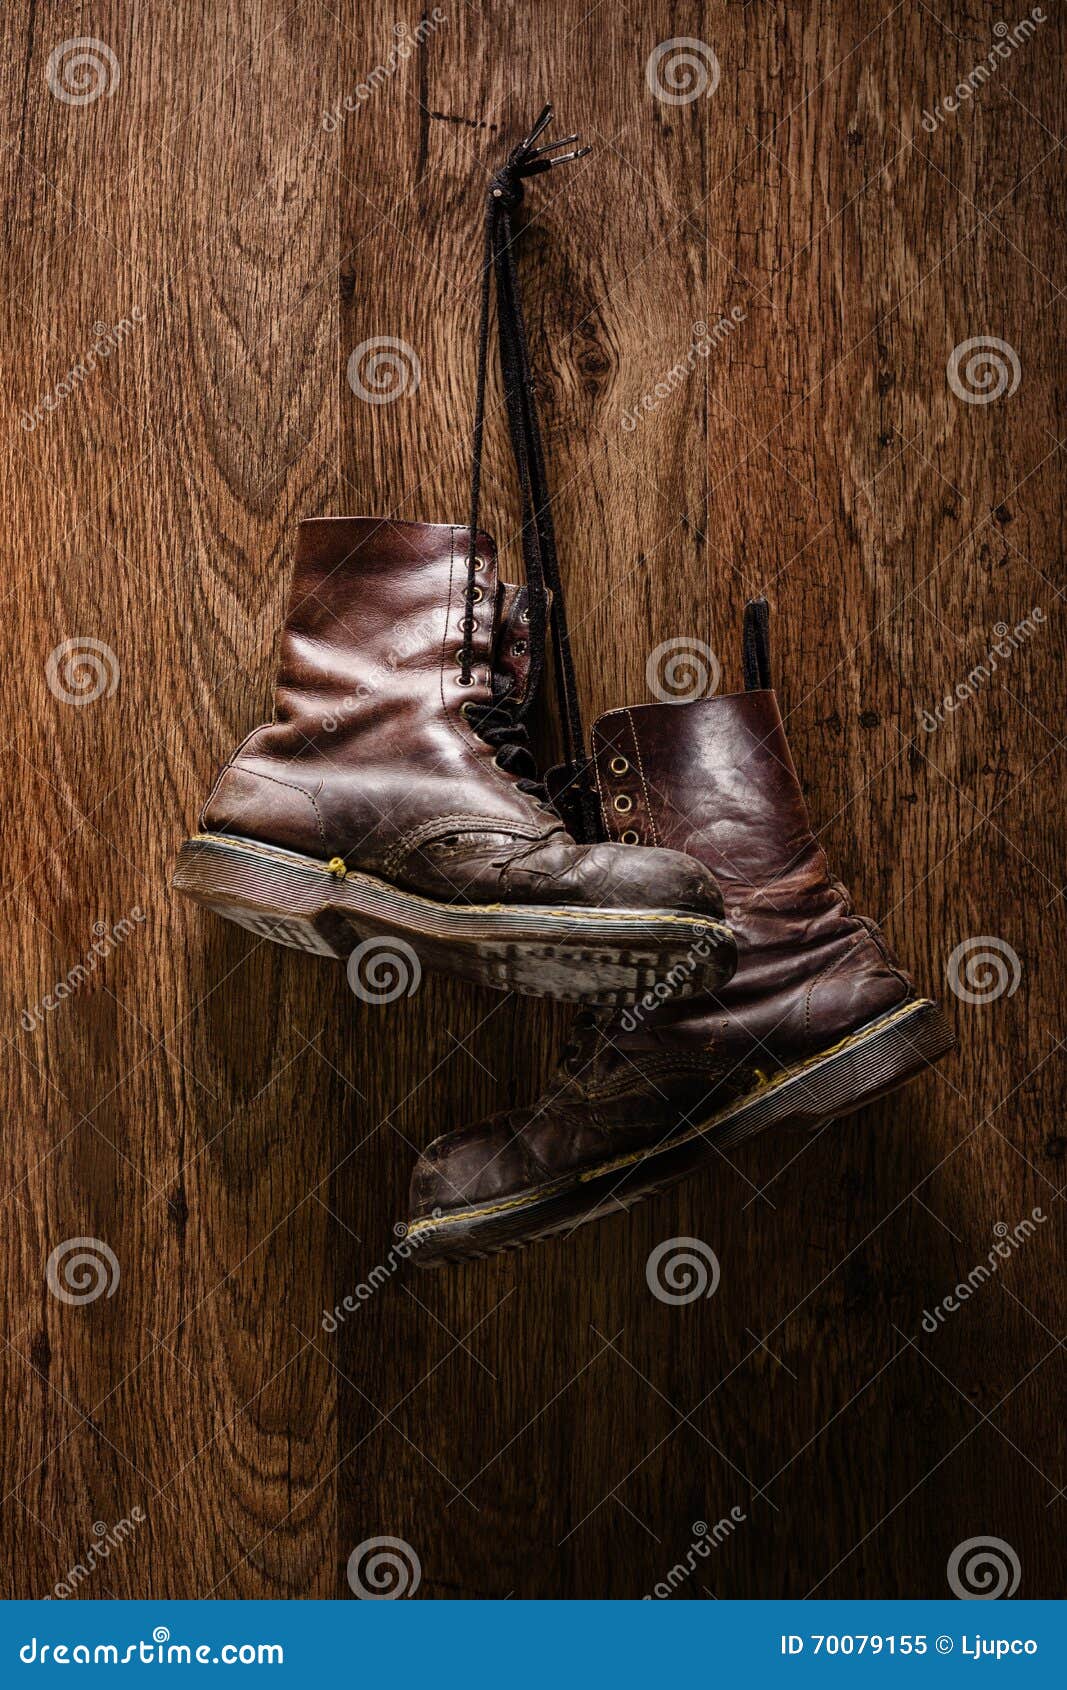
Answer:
[460,106,602,842]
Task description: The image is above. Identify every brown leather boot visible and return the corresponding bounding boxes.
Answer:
[174,517,735,1002]
[174,110,736,1004]
[406,601,955,1260]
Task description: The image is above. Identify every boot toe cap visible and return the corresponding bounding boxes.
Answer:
[409,1118,534,1220]
[585,842,725,918]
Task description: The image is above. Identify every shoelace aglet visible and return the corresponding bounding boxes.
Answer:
[519,103,554,153]
[528,134,580,157]
[521,147,591,177]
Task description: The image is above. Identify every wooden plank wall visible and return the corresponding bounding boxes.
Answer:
[1,0,1063,1599]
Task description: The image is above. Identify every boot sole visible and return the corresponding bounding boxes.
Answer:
[408,997,955,1264]
[173,832,736,1006]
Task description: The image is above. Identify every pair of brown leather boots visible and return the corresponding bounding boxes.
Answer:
[174,112,953,1265]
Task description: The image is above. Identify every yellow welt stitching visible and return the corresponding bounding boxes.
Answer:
[408,999,937,1231]
[580,998,935,1180]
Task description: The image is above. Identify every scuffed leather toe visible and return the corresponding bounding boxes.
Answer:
[492,834,726,916]
[576,842,726,917]
[409,1117,541,1218]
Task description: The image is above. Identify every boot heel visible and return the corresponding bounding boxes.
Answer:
[709,996,957,1150]
[173,835,350,958]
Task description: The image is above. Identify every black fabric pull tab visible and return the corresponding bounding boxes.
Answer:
[742,597,772,691]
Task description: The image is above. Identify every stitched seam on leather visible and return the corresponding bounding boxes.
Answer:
[623,707,659,847]
[200,726,267,826]
[209,761,328,854]
[591,731,613,838]
[384,814,545,881]
[802,929,879,1037]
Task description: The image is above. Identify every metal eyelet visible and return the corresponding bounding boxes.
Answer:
[620,829,640,845]
[460,700,477,719]
[610,756,629,775]
[456,673,476,687]
[459,615,478,634]
[512,640,527,656]
[520,608,530,623]
[613,794,633,813]
[470,585,484,603]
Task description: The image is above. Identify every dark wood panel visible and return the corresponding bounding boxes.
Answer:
[1,0,1063,1601]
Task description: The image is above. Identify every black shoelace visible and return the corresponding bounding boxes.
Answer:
[459,105,601,839]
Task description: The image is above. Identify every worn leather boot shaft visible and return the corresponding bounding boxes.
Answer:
[199,517,729,917]
[590,689,912,1063]
[202,518,557,877]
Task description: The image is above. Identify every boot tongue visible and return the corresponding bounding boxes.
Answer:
[492,582,547,706]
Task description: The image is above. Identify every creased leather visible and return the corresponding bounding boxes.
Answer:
[200,519,726,914]
[410,689,919,1216]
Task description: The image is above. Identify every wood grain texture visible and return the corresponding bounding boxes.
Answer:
[1,0,1063,1600]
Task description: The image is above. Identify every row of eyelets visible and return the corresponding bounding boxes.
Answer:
[456,537,483,685]
[602,745,642,844]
